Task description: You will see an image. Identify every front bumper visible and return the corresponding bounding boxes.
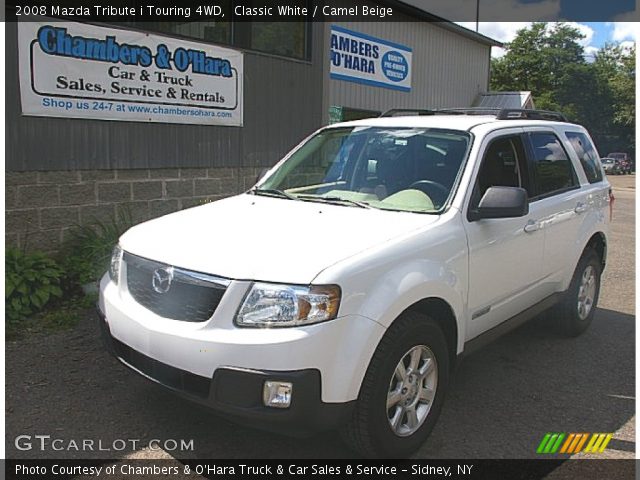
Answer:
[98,308,354,434]
[98,274,385,433]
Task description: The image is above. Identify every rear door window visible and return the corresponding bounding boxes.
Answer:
[565,131,604,183]
[527,132,578,198]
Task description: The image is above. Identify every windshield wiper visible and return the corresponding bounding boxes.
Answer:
[249,188,298,200]
[297,195,373,209]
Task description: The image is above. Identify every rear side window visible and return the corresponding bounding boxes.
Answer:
[528,132,578,197]
[565,131,603,183]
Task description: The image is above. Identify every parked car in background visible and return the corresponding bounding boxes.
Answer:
[602,157,622,175]
[608,153,632,174]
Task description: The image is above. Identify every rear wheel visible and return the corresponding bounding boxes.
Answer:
[554,248,602,337]
[341,312,449,458]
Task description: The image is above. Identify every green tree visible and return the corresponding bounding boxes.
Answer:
[591,43,636,155]
[595,44,636,129]
[491,23,635,159]
[491,22,586,100]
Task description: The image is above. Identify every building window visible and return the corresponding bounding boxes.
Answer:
[117,1,311,62]
[139,21,232,45]
[248,22,308,59]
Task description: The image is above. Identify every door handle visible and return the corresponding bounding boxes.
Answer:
[524,220,541,233]
[575,202,589,214]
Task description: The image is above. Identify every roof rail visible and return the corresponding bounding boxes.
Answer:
[379,109,436,117]
[379,107,569,122]
[435,107,502,116]
[496,109,568,122]
[434,107,568,122]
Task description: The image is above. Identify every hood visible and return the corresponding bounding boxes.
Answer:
[119,194,437,284]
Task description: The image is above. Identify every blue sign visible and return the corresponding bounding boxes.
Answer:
[381,51,409,82]
[330,26,412,92]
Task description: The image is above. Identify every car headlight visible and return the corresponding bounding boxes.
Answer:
[109,245,123,284]
[235,282,341,327]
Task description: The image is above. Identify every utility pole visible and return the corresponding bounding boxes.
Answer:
[476,0,480,32]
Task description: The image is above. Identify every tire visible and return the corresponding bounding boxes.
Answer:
[341,311,450,458]
[554,248,602,337]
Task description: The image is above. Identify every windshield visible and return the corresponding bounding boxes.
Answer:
[257,127,471,213]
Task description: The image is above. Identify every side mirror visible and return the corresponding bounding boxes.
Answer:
[473,186,529,220]
[255,168,269,184]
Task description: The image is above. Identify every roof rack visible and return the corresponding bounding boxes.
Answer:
[379,109,436,117]
[435,107,502,116]
[379,107,568,122]
[495,109,568,122]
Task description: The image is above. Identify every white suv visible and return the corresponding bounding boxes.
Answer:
[98,109,611,457]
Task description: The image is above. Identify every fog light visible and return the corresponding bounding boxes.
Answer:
[263,381,292,408]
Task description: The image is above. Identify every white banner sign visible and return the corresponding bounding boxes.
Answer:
[330,25,412,92]
[18,22,243,125]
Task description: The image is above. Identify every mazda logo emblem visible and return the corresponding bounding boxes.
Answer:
[152,267,174,294]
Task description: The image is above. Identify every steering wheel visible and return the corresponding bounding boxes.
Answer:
[408,180,450,206]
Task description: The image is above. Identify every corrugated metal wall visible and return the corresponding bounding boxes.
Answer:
[324,17,491,119]
[7,16,493,172]
[6,21,325,171]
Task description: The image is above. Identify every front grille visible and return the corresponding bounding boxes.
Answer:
[124,252,228,322]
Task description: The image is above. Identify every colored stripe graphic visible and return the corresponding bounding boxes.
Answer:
[570,434,586,453]
[550,433,565,453]
[537,433,565,453]
[585,433,613,453]
[537,433,552,453]
[560,433,575,453]
[598,434,613,453]
[573,433,589,453]
[543,433,559,453]
[538,433,613,454]
[584,433,599,452]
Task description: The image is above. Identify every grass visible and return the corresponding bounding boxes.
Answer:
[6,293,98,341]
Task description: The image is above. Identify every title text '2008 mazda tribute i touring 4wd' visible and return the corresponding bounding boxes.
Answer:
[98,108,611,457]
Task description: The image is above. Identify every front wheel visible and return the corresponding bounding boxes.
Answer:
[554,248,602,337]
[341,312,450,458]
